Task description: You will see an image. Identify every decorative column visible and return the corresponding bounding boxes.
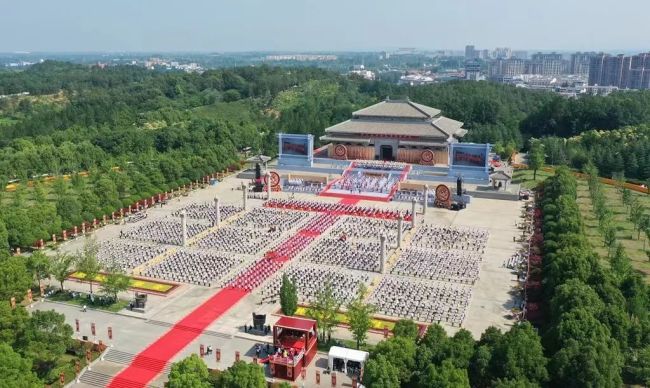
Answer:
[180,210,187,247]
[266,172,272,200]
[214,197,221,228]
[397,214,403,248]
[379,234,386,274]
[423,185,429,215]
[411,198,417,228]
[242,184,248,210]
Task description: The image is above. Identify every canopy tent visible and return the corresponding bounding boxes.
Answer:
[328,346,369,373]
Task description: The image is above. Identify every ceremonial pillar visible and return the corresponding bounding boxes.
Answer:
[242,184,248,210]
[423,185,429,215]
[397,215,403,248]
[411,199,417,228]
[214,197,221,227]
[180,210,188,247]
[266,172,272,200]
[379,234,386,274]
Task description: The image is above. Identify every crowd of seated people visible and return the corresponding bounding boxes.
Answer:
[97,240,168,272]
[193,227,283,255]
[121,219,209,245]
[369,276,471,326]
[390,247,482,284]
[410,225,488,253]
[142,249,243,287]
[282,179,325,194]
[264,199,409,221]
[172,202,243,225]
[331,171,399,194]
[225,259,284,291]
[233,207,312,230]
[351,160,407,171]
[392,189,436,204]
[328,216,409,246]
[259,263,370,304]
[303,237,381,272]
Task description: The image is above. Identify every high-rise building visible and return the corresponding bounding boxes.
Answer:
[588,52,650,89]
[493,47,512,59]
[570,52,596,76]
[464,59,483,80]
[626,53,650,89]
[465,45,477,60]
[528,52,565,75]
[512,50,528,59]
[489,58,526,77]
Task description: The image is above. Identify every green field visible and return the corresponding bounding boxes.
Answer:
[576,180,650,282]
[512,169,553,189]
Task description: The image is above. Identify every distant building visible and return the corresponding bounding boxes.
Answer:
[489,58,526,78]
[464,59,483,80]
[589,52,650,89]
[570,52,595,76]
[465,45,477,60]
[528,52,565,75]
[512,50,528,60]
[493,47,512,59]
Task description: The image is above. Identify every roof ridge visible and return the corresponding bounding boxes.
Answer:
[407,100,433,118]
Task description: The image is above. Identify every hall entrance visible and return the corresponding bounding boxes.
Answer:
[380,145,394,161]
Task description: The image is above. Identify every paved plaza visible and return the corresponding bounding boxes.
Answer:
[40,166,526,387]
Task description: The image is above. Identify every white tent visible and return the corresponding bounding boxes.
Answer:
[328,346,369,373]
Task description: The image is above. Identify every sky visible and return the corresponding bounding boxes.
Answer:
[1,0,649,53]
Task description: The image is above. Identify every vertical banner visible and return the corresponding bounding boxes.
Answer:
[235,351,240,362]
[91,323,96,336]
[200,344,205,357]
[332,372,337,387]
[108,327,113,340]
[316,370,320,385]
[75,319,79,332]
[216,348,221,362]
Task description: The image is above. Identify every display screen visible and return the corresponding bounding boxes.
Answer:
[281,137,309,156]
[452,146,487,167]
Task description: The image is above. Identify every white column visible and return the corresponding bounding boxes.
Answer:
[423,185,429,215]
[397,215,403,248]
[266,172,272,200]
[180,210,187,247]
[242,184,248,210]
[214,197,221,227]
[411,198,417,228]
[379,234,386,274]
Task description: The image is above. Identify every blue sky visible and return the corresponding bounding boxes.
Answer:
[1,0,648,52]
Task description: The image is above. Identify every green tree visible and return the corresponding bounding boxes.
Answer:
[51,253,74,291]
[603,225,618,257]
[550,338,623,388]
[75,238,101,294]
[167,354,210,388]
[219,360,266,388]
[489,322,548,385]
[26,251,50,289]
[0,343,42,388]
[363,353,400,388]
[371,336,417,384]
[307,280,342,342]
[279,274,297,316]
[0,256,33,301]
[528,140,545,180]
[419,359,470,388]
[0,300,29,347]
[346,283,376,349]
[0,218,9,258]
[609,243,632,281]
[101,265,130,302]
[18,310,73,378]
[392,319,419,340]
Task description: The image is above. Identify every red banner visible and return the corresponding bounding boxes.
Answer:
[301,368,306,380]
[332,372,337,387]
[200,344,205,357]
[60,372,65,384]
[316,370,320,385]
[108,327,112,340]
[216,348,221,362]
[235,351,240,362]
[91,323,96,336]
[75,319,79,332]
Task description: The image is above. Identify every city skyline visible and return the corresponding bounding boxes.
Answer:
[2,0,650,53]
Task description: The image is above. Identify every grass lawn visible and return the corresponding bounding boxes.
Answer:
[294,306,396,332]
[576,180,650,282]
[69,271,176,294]
[48,290,130,313]
[512,168,553,190]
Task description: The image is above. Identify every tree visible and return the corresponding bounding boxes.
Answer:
[346,283,376,349]
[307,280,342,342]
[0,300,29,347]
[609,243,632,281]
[0,256,33,301]
[75,238,101,295]
[550,338,623,388]
[363,353,400,388]
[603,225,618,257]
[279,274,297,316]
[372,337,417,384]
[0,343,42,388]
[18,310,73,378]
[419,359,470,388]
[219,360,266,388]
[629,197,645,237]
[528,140,545,180]
[167,354,210,388]
[101,265,130,302]
[26,251,50,289]
[0,218,9,258]
[51,253,74,291]
[392,319,419,340]
[488,322,548,385]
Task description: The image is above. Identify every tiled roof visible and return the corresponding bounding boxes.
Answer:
[353,100,441,119]
[325,119,450,138]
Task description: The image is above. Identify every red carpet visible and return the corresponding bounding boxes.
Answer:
[108,213,338,388]
[339,197,361,205]
[108,288,247,388]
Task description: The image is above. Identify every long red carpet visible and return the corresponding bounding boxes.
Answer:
[107,213,336,388]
